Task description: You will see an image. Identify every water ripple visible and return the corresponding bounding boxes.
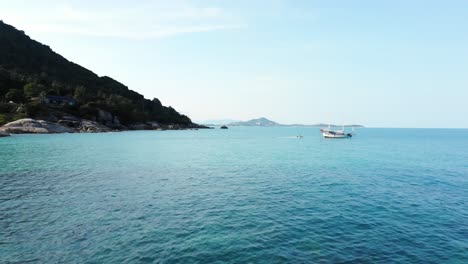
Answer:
[1,129,467,263]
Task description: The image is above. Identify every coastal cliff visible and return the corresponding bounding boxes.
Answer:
[0,20,204,131]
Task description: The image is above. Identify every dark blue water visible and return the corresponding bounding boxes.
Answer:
[1,128,467,263]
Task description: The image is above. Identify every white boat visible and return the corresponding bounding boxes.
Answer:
[320,125,353,138]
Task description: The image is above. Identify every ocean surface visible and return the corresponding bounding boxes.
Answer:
[1,127,467,263]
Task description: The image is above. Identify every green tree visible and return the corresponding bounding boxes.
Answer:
[106,94,132,107]
[74,86,87,102]
[39,91,47,99]
[0,86,7,102]
[5,89,24,102]
[23,83,42,98]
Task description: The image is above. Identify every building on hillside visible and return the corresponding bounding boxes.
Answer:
[42,96,77,106]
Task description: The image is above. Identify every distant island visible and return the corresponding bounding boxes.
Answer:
[229,118,282,127]
[0,21,205,134]
[227,117,364,128]
[197,119,240,126]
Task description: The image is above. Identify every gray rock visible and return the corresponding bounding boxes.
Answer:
[58,119,80,128]
[145,121,160,129]
[0,131,10,137]
[79,120,112,133]
[0,118,75,134]
[62,115,80,121]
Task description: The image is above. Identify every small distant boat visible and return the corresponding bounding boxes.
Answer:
[320,125,353,138]
[220,125,228,129]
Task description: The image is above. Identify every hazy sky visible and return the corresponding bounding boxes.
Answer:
[1,0,467,127]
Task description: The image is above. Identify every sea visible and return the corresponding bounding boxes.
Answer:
[1,127,467,263]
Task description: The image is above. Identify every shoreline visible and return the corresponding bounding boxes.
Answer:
[0,128,205,137]
[0,118,210,137]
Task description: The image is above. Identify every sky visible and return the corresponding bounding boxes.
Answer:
[1,0,468,128]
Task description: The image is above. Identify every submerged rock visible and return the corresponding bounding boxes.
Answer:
[0,131,10,137]
[0,118,75,134]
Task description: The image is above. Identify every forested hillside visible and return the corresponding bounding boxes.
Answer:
[0,20,192,126]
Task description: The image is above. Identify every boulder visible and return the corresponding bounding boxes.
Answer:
[145,121,160,129]
[58,119,80,128]
[78,120,112,133]
[0,118,75,134]
[62,115,80,121]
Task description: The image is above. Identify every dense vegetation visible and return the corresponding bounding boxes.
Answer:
[0,20,192,126]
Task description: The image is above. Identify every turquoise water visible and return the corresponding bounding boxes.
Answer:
[1,127,467,263]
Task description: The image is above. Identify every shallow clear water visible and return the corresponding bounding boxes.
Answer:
[1,127,467,263]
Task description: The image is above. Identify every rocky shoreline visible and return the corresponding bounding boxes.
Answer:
[0,118,208,136]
